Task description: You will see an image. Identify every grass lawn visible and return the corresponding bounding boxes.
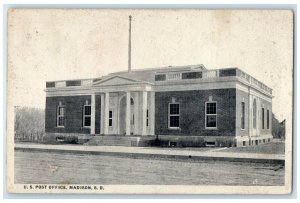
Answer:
[219,140,285,155]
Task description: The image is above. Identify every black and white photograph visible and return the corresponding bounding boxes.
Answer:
[6,8,293,194]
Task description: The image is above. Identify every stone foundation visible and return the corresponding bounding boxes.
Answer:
[235,134,273,147]
[43,133,273,148]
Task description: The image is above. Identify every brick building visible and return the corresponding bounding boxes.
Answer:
[45,64,273,147]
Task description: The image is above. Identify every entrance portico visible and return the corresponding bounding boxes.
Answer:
[91,76,155,136]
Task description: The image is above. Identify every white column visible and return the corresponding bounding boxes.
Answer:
[133,92,139,135]
[149,91,155,135]
[90,94,96,134]
[104,92,109,135]
[142,91,148,136]
[100,94,104,135]
[126,91,131,136]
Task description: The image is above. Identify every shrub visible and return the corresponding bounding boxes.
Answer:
[216,137,236,147]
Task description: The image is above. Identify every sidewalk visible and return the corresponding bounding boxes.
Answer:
[15,143,285,164]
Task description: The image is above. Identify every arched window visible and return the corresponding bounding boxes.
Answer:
[130,97,134,105]
[253,99,257,129]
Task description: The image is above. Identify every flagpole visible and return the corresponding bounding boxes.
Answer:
[128,15,132,73]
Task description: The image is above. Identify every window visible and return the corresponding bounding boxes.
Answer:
[57,105,65,127]
[169,103,180,128]
[262,108,265,129]
[131,114,134,125]
[83,105,91,127]
[146,109,149,127]
[66,80,81,87]
[267,110,270,129]
[155,74,166,81]
[205,102,217,128]
[253,99,257,129]
[109,110,113,127]
[219,69,237,77]
[241,102,245,129]
[182,72,202,79]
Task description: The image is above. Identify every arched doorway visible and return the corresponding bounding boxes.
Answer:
[119,96,135,135]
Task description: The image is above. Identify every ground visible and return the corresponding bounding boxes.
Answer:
[15,150,284,185]
[218,140,285,154]
[14,140,285,186]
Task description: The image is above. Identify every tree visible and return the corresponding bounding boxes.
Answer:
[272,113,285,139]
[14,107,45,141]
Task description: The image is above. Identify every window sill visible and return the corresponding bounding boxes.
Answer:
[168,127,180,130]
[83,126,91,129]
[56,126,65,128]
[205,127,218,130]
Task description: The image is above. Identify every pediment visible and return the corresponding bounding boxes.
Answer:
[93,75,143,86]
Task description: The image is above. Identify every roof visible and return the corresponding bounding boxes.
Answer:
[101,64,206,83]
[45,64,272,96]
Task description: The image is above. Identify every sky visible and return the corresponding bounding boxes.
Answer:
[7,9,293,122]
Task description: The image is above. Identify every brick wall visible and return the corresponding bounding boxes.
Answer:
[45,95,92,134]
[155,89,236,136]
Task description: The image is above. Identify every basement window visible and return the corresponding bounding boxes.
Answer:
[205,102,217,128]
[83,105,91,127]
[206,141,216,147]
